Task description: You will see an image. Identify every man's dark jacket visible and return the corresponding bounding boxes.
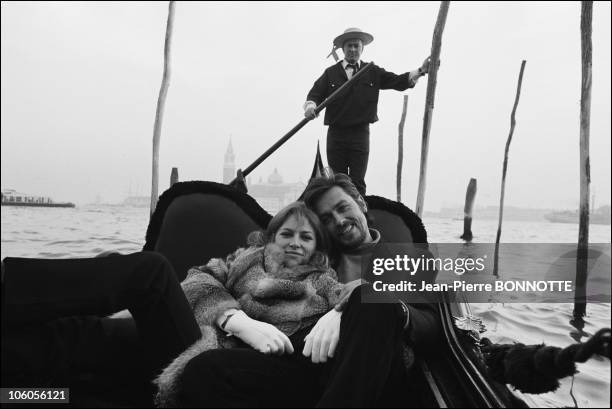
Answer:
[363,242,440,347]
[306,61,416,127]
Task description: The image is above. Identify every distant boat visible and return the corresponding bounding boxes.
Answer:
[1,189,75,208]
[544,205,611,225]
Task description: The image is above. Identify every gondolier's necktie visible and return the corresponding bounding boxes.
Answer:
[347,64,358,79]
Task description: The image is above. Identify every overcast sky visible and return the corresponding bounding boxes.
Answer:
[1,1,610,211]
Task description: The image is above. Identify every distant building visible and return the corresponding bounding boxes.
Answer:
[122,196,150,207]
[223,139,236,184]
[247,170,305,214]
[222,140,304,214]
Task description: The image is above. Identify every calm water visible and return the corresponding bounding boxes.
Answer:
[1,205,610,408]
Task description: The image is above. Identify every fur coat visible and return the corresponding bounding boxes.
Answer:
[154,244,344,407]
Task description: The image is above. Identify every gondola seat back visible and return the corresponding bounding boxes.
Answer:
[365,195,428,245]
[144,181,272,282]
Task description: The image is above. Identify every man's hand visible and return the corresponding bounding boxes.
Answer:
[419,56,441,75]
[304,105,317,120]
[303,309,342,363]
[225,310,294,355]
[420,56,431,74]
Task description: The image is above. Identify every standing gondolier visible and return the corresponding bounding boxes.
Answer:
[304,27,431,196]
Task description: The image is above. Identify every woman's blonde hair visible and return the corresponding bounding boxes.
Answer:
[247,201,330,268]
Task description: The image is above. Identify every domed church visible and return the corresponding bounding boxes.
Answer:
[222,140,305,214]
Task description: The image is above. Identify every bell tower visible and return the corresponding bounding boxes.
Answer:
[223,138,235,183]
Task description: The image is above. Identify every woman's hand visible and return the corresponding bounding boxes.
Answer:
[223,310,294,355]
[303,309,342,363]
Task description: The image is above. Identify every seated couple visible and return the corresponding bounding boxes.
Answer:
[1,172,439,407]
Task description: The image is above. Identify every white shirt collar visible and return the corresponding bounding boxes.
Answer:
[342,59,361,69]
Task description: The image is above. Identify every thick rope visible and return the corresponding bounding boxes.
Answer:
[481,328,610,394]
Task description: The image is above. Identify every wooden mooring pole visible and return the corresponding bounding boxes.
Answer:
[397,95,408,202]
[150,1,175,216]
[460,178,477,241]
[574,1,592,320]
[493,60,526,277]
[170,167,179,187]
[415,1,450,217]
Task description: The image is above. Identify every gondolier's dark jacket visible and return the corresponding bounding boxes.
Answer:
[306,61,417,128]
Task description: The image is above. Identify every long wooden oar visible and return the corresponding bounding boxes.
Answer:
[230,62,374,185]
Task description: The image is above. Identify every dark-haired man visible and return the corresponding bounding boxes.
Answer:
[299,172,438,366]
[304,27,431,196]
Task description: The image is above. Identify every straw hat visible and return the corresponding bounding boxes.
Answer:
[333,27,374,48]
